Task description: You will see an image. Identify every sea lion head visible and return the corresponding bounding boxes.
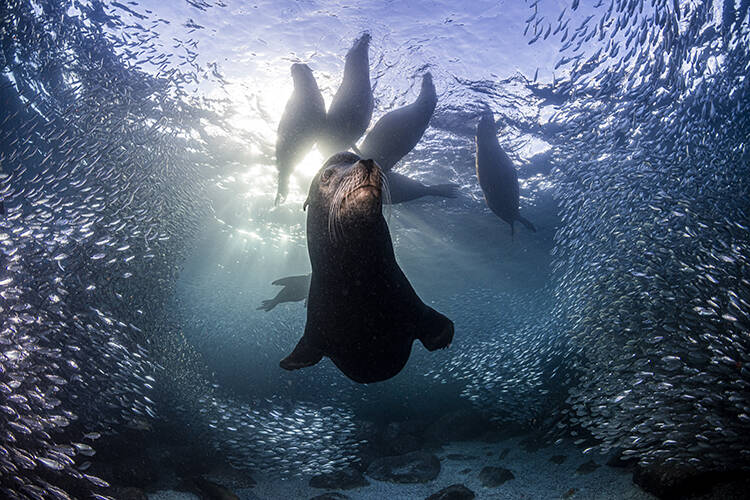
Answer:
[290,63,316,88]
[477,102,496,135]
[305,151,385,240]
[419,72,437,108]
[421,72,434,91]
[349,32,371,55]
[344,33,371,71]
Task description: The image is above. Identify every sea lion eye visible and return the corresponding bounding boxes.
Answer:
[321,167,334,182]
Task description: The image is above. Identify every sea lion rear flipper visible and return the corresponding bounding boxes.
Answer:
[256,299,278,312]
[280,335,322,370]
[275,180,288,206]
[517,215,536,233]
[417,306,454,351]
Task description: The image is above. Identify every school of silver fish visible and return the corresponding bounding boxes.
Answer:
[0,0,749,498]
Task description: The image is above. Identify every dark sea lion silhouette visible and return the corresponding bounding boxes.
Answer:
[280,152,454,383]
[257,274,311,311]
[359,72,438,172]
[319,34,374,157]
[275,63,325,205]
[475,105,536,235]
[385,171,458,204]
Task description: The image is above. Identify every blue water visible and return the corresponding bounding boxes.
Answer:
[1,0,749,498]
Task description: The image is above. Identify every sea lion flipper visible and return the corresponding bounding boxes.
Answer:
[280,335,322,370]
[426,183,459,199]
[274,191,285,206]
[417,306,454,351]
[517,215,536,233]
[271,274,309,287]
[256,299,277,312]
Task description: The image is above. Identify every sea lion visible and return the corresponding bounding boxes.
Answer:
[275,63,326,205]
[280,152,454,383]
[257,274,311,311]
[359,72,438,172]
[319,34,373,157]
[475,105,536,235]
[385,171,458,204]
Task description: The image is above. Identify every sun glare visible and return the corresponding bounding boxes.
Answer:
[224,75,293,139]
[214,71,333,206]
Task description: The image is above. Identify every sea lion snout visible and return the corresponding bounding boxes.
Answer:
[334,160,382,217]
[354,159,382,196]
[354,32,371,49]
[358,158,376,174]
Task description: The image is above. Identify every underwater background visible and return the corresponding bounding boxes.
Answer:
[1,0,749,498]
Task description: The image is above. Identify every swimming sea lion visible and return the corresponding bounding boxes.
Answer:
[319,34,373,157]
[280,152,454,383]
[475,105,536,235]
[385,171,458,204]
[359,72,438,172]
[275,63,326,205]
[257,274,311,311]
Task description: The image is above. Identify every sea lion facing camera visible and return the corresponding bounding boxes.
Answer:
[279,152,454,383]
[319,34,374,157]
[475,105,536,235]
[275,63,326,205]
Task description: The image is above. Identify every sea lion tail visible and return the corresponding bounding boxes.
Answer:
[517,215,537,232]
[256,299,278,312]
[426,183,459,199]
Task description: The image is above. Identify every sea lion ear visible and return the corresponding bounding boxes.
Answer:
[303,197,309,211]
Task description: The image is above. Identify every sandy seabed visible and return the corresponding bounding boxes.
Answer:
[148,435,654,500]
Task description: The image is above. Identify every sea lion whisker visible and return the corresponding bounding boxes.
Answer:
[327,178,342,241]
[380,170,391,221]
[332,176,352,242]
[327,192,340,243]
[328,174,353,243]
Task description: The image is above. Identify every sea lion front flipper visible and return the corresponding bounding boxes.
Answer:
[271,274,309,287]
[426,183,459,199]
[417,306,454,351]
[280,335,322,370]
